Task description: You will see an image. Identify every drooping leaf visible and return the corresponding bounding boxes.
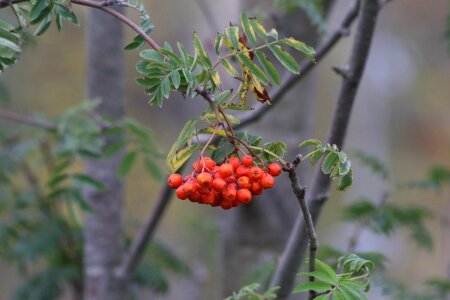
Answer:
[193,32,211,67]
[240,12,256,47]
[255,51,281,86]
[238,54,269,85]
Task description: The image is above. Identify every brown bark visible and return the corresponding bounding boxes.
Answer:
[83,6,126,300]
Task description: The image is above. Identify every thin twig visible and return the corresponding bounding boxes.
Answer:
[284,155,318,300]
[270,1,382,298]
[0,108,56,130]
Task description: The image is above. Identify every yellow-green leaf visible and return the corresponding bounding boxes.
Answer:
[249,18,267,42]
[225,26,240,49]
[167,144,203,173]
[240,12,256,47]
[193,32,211,67]
[214,32,223,55]
[255,50,280,85]
[220,59,239,77]
[283,37,316,61]
[238,54,269,85]
[269,44,300,74]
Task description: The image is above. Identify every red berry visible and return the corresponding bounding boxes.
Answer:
[241,155,254,167]
[248,166,264,181]
[222,188,237,201]
[268,163,282,177]
[251,181,263,195]
[229,157,240,170]
[237,189,252,204]
[201,192,216,205]
[219,163,234,178]
[261,174,275,189]
[188,190,202,202]
[220,201,233,210]
[197,172,213,188]
[167,174,183,189]
[236,166,249,178]
[212,178,227,192]
[237,176,252,189]
[203,157,216,170]
[183,181,197,195]
[176,186,187,200]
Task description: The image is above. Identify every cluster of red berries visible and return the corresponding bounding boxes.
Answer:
[167,155,282,210]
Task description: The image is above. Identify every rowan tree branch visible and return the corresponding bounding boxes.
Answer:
[270,1,382,298]
[0,108,56,130]
[283,155,318,300]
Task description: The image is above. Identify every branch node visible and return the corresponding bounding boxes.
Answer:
[332,66,351,79]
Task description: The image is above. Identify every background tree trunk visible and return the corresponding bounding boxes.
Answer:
[220,1,331,296]
[83,7,127,300]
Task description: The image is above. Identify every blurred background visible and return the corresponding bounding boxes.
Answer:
[0,0,449,299]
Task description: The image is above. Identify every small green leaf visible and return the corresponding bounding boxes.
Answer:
[314,259,339,284]
[160,77,170,99]
[298,139,321,149]
[338,151,347,163]
[73,174,106,190]
[338,169,353,191]
[299,271,337,285]
[170,70,181,89]
[34,16,51,36]
[220,59,240,77]
[338,160,351,176]
[30,0,50,22]
[240,12,256,47]
[293,281,331,293]
[309,149,325,165]
[238,54,269,85]
[168,144,202,173]
[148,90,163,107]
[193,32,211,67]
[214,32,223,55]
[255,51,281,86]
[140,49,164,62]
[167,119,200,163]
[269,44,300,74]
[119,151,138,177]
[0,37,21,52]
[282,37,316,61]
[321,151,339,175]
[249,18,267,42]
[225,26,240,49]
[215,89,232,106]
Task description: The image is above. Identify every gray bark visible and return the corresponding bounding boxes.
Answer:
[220,1,330,295]
[83,7,126,300]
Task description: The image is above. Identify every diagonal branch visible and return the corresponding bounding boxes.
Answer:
[270,0,382,299]
[0,108,56,130]
[284,155,318,300]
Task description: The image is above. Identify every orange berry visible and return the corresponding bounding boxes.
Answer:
[201,192,216,205]
[176,186,188,200]
[188,190,202,202]
[229,157,241,170]
[182,181,197,195]
[237,188,252,204]
[167,174,183,189]
[268,162,282,177]
[203,157,216,170]
[241,155,254,167]
[227,182,238,190]
[237,176,252,189]
[212,178,227,192]
[219,163,234,178]
[197,172,213,188]
[251,181,263,195]
[222,188,237,201]
[248,166,264,181]
[236,166,249,178]
[220,201,233,210]
[261,174,275,189]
